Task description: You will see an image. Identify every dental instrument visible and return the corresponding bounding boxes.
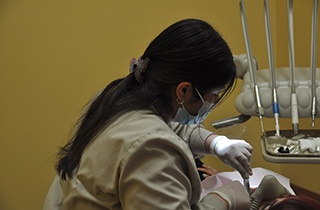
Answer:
[243,178,250,193]
[287,0,299,135]
[264,0,280,137]
[310,0,319,127]
[212,114,251,129]
[240,0,266,135]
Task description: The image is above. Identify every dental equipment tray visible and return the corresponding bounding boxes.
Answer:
[261,130,320,164]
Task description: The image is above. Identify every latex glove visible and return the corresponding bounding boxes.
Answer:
[211,181,250,210]
[210,136,253,179]
[250,175,291,210]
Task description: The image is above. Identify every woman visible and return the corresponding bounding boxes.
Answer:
[43,18,253,210]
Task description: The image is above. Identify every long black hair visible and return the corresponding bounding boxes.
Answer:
[56,18,236,180]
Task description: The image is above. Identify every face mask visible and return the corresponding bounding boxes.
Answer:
[173,87,215,124]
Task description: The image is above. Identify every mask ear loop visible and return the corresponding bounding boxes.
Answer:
[194,87,217,116]
[194,87,205,103]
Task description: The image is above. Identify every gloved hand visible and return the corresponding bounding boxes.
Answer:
[211,181,250,210]
[210,136,253,179]
[250,175,291,210]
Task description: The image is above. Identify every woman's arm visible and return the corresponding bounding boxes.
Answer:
[169,122,253,179]
[119,135,234,210]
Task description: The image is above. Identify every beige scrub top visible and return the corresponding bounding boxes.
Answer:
[43,110,227,210]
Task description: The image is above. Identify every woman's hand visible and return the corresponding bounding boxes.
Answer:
[211,181,250,210]
[206,135,253,179]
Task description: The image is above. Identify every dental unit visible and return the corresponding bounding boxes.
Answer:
[212,0,320,164]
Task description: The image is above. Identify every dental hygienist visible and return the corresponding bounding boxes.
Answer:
[43,18,252,210]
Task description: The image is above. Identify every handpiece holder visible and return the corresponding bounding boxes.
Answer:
[234,66,320,118]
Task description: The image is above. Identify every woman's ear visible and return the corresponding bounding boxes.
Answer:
[176,82,193,103]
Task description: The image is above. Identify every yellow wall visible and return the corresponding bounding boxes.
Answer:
[0,1,319,209]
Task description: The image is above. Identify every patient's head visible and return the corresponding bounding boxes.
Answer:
[260,194,320,210]
[250,174,320,210]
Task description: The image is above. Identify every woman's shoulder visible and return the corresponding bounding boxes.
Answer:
[81,110,190,167]
[90,110,178,148]
[112,110,172,134]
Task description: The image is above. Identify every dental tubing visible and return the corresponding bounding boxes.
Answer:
[264,0,280,136]
[288,0,299,135]
[240,0,265,135]
[310,0,318,127]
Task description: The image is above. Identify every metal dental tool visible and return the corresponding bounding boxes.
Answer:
[240,0,266,135]
[287,0,299,135]
[264,0,280,137]
[310,0,319,127]
[244,178,250,193]
[212,114,251,129]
